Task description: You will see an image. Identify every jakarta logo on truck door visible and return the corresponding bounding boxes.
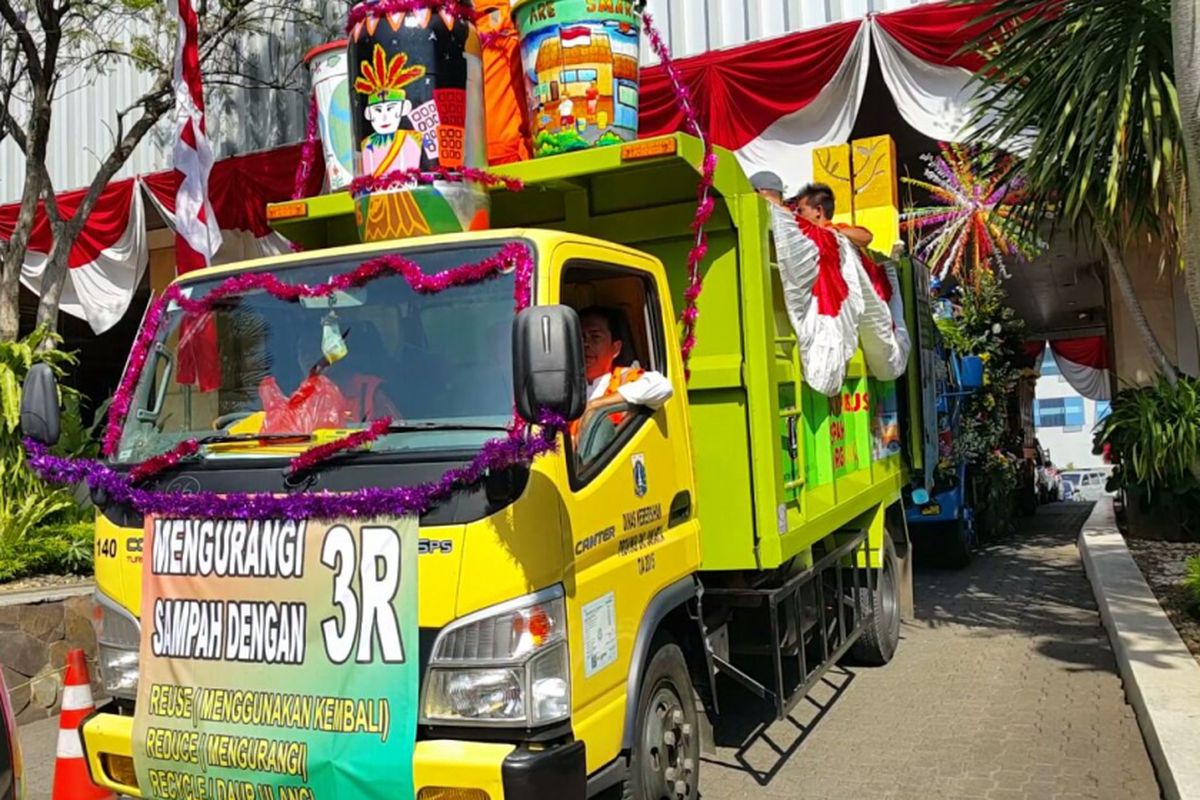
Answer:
[632,453,648,497]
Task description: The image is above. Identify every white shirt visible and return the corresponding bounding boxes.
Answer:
[587,365,673,410]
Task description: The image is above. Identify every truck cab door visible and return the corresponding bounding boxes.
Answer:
[551,245,700,775]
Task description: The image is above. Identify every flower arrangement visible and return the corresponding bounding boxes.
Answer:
[935,271,1028,538]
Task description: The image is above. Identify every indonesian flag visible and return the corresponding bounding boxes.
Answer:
[560,25,591,46]
[169,0,221,391]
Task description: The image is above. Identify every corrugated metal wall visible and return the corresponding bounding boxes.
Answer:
[1,0,930,205]
[641,0,926,62]
[0,61,166,205]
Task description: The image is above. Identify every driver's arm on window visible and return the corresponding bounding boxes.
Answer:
[589,371,673,411]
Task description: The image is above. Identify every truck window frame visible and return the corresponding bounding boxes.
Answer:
[561,258,668,491]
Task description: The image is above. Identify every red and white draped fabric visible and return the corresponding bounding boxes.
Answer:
[1026,338,1112,400]
[1024,340,1048,376]
[640,0,1006,195]
[1050,337,1112,401]
[640,19,871,198]
[142,145,313,264]
[0,179,147,334]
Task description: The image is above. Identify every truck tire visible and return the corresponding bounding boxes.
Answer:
[848,533,901,666]
[942,516,974,569]
[622,640,700,800]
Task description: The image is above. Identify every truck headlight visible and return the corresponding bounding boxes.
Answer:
[421,586,569,727]
[92,591,141,699]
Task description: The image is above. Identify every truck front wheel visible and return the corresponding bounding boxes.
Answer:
[848,533,901,666]
[622,640,700,800]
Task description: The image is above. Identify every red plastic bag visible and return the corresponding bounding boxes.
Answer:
[258,374,352,434]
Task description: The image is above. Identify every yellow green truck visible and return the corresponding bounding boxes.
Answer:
[26,133,933,800]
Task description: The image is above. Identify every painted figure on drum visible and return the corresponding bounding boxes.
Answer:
[354,44,426,177]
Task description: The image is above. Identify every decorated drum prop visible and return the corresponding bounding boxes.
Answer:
[305,40,356,192]
[512,0,642,158]
[348,3,489,242]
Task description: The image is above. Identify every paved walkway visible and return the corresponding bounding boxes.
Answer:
[703,502,1161,800]
[18,504,1159,800]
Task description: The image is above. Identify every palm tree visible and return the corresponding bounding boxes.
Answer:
[1174,0,1200,339]
[967,0,1187,383]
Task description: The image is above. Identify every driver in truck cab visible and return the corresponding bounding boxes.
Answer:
[571,305,672,440]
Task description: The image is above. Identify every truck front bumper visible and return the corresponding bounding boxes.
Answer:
[80,712,586,800]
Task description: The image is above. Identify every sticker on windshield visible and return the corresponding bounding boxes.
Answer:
[582,593,618,678]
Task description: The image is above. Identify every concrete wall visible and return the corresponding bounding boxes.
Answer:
[1111,240,1200,385]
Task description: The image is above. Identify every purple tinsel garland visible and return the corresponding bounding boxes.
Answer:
[27,412,563,522]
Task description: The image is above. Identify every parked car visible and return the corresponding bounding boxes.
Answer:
[0,669,23,800]
[1060,470,1110,502]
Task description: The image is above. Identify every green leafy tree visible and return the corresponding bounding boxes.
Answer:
[968,0,1188,383]
[0,0,325,341]
[0,327,77,546]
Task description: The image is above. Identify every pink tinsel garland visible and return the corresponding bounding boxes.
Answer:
[128,439,201,483]
[103,241,533,457]
[346,0,476,33]
[293,94,320,201]
[642,11,717,381]
[289,416,393,475]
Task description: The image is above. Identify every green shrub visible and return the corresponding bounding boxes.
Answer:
[1185,556,1200,610]
[0,327,105,581]
[1094,377,1200,531]
[0,521,94,582]
[0,328,83,547]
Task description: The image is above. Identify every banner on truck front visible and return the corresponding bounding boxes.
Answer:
[132,516,419,800]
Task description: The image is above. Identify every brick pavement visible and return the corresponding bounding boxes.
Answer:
[702,502,1161,800]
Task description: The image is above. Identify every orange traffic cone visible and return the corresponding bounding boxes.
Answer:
[52,648,114,800]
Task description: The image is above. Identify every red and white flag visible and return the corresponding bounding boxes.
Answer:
[169,0,221,390]
[560,25,591,46]
[169,0,220,274]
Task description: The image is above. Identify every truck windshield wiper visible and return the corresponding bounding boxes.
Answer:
[197,432,317,446]
[384,423,511,433]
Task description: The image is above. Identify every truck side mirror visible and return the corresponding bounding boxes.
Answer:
[959,355,984,392]
[513,305,587,424]
[20,362,61,446]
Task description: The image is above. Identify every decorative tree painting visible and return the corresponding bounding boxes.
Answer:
[901,143,1044,282]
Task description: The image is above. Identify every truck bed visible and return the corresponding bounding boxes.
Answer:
[269,133,911,571]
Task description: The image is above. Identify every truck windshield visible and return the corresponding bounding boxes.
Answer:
[114,243,519,464]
